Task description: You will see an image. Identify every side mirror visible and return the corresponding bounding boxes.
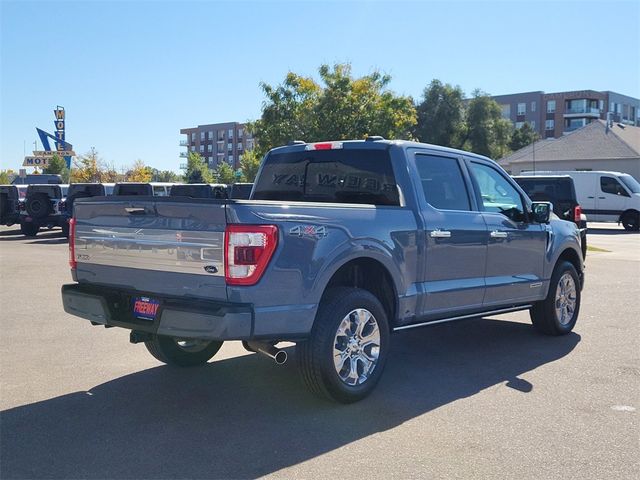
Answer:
[531,202,552,223]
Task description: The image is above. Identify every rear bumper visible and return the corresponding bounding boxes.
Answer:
[61,283,315,341]
[20,214,65,227]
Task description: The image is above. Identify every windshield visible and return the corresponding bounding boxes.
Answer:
[619,175,640,194]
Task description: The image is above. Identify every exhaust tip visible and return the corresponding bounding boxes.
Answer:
[274,350,287,365]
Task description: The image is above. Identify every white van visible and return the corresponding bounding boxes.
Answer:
[521,171,640,230]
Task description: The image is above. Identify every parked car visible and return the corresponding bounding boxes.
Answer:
[520,170,640,231]
[513,175,588,259]
[12,174,62,185]
[62,139,584,403]
[0,185,27,226]
[18,184,68,236]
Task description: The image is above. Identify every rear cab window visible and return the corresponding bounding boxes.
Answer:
[253,147,400,206]
[415,154,471,211]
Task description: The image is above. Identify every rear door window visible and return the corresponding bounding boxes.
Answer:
[415,154,471,211]
[153,185,168,196]
[253,148,399,205]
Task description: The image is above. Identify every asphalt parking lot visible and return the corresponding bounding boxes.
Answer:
[1,223,638,479]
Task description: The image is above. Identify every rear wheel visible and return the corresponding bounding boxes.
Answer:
[621,211,639,231]
[297,287,390,403]
[144,335,223,367]
[20,221,40,237]
[530,261,581,335]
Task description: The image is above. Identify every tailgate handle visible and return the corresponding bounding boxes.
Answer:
[125,207,148,215]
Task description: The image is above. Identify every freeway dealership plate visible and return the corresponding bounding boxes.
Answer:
[132,296,160,321]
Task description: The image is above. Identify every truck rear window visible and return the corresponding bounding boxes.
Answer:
[253,149,399,205]
[515,178,575,202]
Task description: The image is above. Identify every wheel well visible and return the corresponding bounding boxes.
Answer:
[558,248,582,274]
[619,209,639,222]
[323,258,397,324]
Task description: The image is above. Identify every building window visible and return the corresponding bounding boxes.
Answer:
[229,155,234,164]
[207,144,213,152]
[547,100,556,113]
[599,100,604,111]
[530,120,536,129]
[237,142,243,151]
[246,139,254,150]
[517,103,526,115]
[228,129,234,138]
[191,133,196,142]
[515,122,525,129]
[545,119,555,130]
[199,145,204,153]
[190,146,196,152]
[610,101,615,112]
[531,101,536,112]
[500,104,511,118]
[208,131,213,140]
[200,132,205,141]
[238,128,243,138]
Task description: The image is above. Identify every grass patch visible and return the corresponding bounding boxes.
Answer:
[587,245,611,253]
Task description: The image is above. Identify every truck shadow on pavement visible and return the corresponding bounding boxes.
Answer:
[1,318,580,479]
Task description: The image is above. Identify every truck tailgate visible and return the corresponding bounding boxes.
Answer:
[72,197,227,301]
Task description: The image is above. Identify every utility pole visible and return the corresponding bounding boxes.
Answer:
[532,137,536,174]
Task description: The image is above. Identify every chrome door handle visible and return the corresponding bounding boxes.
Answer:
[430,230,451,238]
[490,230,509,239]
[598,197,605,199]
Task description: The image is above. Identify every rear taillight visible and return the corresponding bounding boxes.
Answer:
[574,205,582,223]
[69,218,77,270]
[224,225,278,286]
[19,202,25,211]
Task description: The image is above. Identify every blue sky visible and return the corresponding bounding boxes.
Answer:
[1,0,639,172]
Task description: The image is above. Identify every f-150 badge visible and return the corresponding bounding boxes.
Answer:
[289,225,328,238]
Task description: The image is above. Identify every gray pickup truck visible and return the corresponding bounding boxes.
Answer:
[62,138,584,403]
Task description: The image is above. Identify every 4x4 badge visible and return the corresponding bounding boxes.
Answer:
[289,225,328,238]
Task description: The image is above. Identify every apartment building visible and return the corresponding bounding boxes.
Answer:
[492,90,639,139]
[179,121,254,170]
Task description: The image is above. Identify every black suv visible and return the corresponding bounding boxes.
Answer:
[19,184,67,236]
[0,185,27,227]
[514,175,587,258]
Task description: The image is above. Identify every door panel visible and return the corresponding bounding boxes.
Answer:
[597,175,629,221]
[468,160,546,306]
[411,152,487,318]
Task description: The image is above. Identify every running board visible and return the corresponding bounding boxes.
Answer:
[393,305,533,332]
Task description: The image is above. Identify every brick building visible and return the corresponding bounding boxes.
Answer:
[491,90,639,139]
[179,122,254,170]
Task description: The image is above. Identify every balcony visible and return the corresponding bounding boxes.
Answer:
[179,140,189,147]
[563,107,600,118]
[179,152,188,158]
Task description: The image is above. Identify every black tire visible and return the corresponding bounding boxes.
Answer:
[530,261,581,335]
[20,221,40,237]
[25,193,52,219]
[621,211,639,231]
[0,193,8,224]
[296,287,390,403]
[144,335,223,367]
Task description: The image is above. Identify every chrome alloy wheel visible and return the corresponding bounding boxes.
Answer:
[333,308,381,386]
[555,272,577,325]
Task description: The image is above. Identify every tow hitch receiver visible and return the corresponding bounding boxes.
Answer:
[130,331,153,344]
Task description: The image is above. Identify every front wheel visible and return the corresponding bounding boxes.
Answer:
[144,335,223,367]
[20,221,39,237]
[530,261,581,335]
[297,287,390,403]
[621,211,639,231]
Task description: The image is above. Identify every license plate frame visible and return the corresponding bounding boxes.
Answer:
[132,296,161,321]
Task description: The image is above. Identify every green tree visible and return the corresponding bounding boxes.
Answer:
[184,152,212,183]
[239,149,262,182]
[509,122,539,152]
[43,153,70,182]
[126,159,153,182]
[71,148,103,182]
[0,170,13,184]
[251,63,416,155]
[214,161,236,184]
[414,80,466,148]
[462,90,513,158]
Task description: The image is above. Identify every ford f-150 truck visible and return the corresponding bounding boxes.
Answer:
[62,138,584,403]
